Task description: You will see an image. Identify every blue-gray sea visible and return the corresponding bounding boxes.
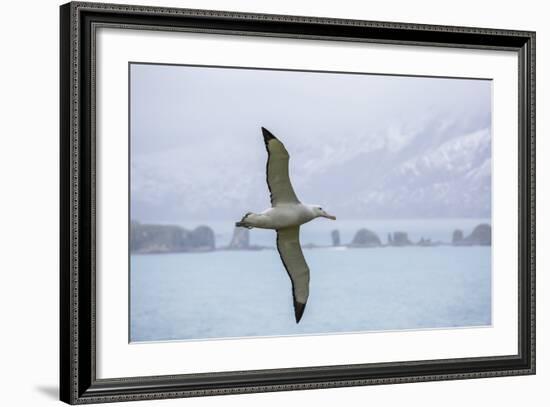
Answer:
[130,219,491,342]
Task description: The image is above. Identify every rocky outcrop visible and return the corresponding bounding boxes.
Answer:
[191,226,215,249]
[331,230,341,246]
[453,223,491,246]
[224,226,266,250]
[130,221,215,253]
[418,237,442,246]
[452,229,464,244]
[467,224,491,245]
[390,231,412,246]
[228,227,250,250]
[417,237,431,246]
[350,228,381,247]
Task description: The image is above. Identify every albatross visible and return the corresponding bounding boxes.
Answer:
[236,127,336,323]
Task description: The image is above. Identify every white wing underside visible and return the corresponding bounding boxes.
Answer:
[263,128,300,206]
[276,226,310,322]
[263,128,308,322]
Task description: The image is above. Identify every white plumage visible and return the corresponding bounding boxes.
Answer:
[236,127,336,323]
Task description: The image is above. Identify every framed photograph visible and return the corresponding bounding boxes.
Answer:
[60,1,536,404]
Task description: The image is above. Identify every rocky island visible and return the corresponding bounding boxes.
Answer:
[331,229,341,247]
[452,223,491,246]
[130,221,215,254]
[349,228,382,247]
[130,220,492,254]
[224,227,265,251]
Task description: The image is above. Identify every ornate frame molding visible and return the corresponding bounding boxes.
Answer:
[60,2,535,404]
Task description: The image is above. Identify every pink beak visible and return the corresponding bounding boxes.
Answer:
[323,213,337,220]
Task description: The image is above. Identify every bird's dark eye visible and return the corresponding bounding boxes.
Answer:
[319,207,323,210]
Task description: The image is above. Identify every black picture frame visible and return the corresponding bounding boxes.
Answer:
[60,1,536,404]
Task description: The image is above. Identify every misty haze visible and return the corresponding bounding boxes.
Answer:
[129,63,492,342]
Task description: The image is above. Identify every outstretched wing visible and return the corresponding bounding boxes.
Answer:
[276,226,310,323]
[262,127,300,206]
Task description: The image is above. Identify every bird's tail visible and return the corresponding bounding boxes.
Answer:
[235,212,254,229]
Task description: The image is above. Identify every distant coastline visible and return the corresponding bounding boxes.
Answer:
[130,220,491,254]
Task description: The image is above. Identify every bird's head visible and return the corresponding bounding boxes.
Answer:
[311,205,336,220]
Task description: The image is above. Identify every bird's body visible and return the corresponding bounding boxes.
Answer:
[236,127,335,323]
[237,204,318,230]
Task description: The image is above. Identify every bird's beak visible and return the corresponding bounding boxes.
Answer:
[323,213,336,220]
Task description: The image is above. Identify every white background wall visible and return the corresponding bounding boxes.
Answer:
[0,0,546,405]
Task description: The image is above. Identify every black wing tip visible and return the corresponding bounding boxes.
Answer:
[261,127,278,143]
[294,300,306,323]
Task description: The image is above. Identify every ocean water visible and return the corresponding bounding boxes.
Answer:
[130,219,491,342]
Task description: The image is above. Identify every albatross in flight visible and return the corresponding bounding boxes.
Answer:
[236,127,336,323]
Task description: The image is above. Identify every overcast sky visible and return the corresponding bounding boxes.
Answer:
[130,63,491,222]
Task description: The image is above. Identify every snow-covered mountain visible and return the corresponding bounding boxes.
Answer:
[129,63,492,222]
[131,120,491,221]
